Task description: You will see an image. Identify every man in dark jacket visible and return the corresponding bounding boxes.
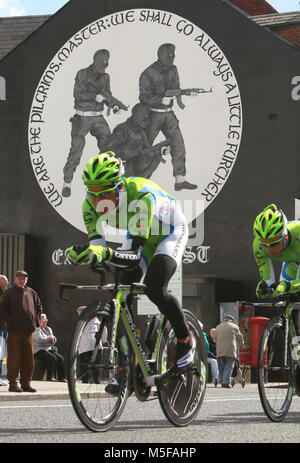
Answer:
[0,275,8,386]
[0,270,42,392]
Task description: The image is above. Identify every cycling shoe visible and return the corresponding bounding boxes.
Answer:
[105,378,120,395]
[175,333,196,370]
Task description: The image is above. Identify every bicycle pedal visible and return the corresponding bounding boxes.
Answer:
[97,303,113,319]
[97,309,113,319]
[173,362,195,375]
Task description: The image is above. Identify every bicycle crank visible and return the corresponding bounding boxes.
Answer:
[133,364,152,401]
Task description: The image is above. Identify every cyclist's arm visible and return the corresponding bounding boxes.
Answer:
[103,236,146,268]
[273,262,300,295]
[280,262,299,282]
[91,193,155,268]
[253,238,275,286]
[275,223,300,293]
[127,193,154,240]
[82,199,107,246]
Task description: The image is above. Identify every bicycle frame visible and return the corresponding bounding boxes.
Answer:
[253,300,300,368]
[63,266,207,431]
[111,286,166,384]
[60,278,167,386]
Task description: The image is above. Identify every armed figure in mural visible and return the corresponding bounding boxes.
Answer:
[62,49,128,198]
[139,43,211,191]
[103,103,170,178]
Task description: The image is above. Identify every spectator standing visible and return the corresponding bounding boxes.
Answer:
[34,313,67,382]
[0,275,8,386]
[0,270,42,392]
[215,315,244,388]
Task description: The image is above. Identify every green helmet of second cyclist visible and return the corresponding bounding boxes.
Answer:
[253,203,287,248]
[253,203,300,299]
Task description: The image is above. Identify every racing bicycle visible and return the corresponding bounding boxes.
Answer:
[60,265,207,432]
[257,294,300,422]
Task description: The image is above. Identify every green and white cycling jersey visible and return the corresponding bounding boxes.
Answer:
[253,220,300,286]
[82,176,188,269]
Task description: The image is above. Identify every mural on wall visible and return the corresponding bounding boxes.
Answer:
[28,9,243,239]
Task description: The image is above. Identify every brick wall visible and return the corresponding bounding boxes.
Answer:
[277,26,300,46]
[229,0,277,15]
[230,0,300,47]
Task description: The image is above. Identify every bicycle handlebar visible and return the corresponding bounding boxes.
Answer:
[266,294,300,304]
[60,283,102,301]
[59,265,147,301]
[240,293,300,309]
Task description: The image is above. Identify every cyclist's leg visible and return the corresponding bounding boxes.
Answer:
[144,254,189,339]
[143,213,196,368]
[117,234,144,285]
[143,254,195,369]
[119,267,143,285]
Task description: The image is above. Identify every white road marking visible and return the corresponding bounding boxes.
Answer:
[0,404,72,409]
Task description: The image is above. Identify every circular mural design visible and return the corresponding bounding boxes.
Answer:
[28,8,242,235]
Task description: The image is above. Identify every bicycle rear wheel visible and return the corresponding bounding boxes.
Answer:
[257,317,294,422]
[156,310,207,427]
[68,302,132,432]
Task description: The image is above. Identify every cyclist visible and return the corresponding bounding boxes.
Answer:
[253,203,300,394]
[253,203,300,299]
[66,152,196,383]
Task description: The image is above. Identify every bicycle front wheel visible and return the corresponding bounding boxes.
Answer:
[68,303,132,432]
[156,310,207,427]
[257,317,294,422]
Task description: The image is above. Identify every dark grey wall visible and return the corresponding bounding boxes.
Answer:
[0,0,299,356]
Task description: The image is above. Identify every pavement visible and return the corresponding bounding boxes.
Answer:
[0,379,254,402]
[0,380,70,402]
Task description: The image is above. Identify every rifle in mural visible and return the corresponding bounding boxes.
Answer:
[143,139,170,164]
[165,87,212,109]
[101,90,129,116]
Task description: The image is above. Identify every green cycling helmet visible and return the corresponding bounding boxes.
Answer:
[253,203,287,240]
[82,152,124,187]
